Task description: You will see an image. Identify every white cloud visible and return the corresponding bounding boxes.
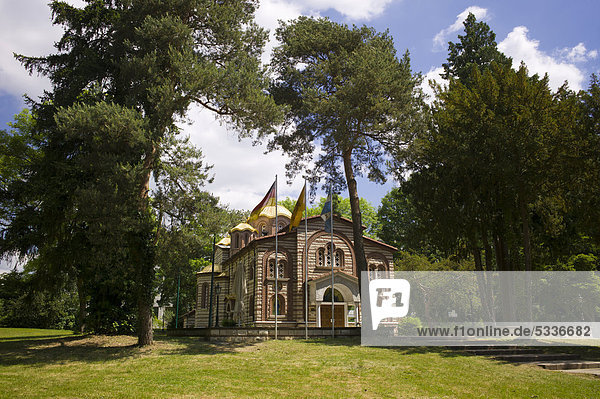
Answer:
[0,0,62,99]
[1,0,398,98]
[0,0,87,100]
[555,42,598,63]
[0,0,395,210]
[256,0,305,64]
[0,256,21,274]
[255,0,397,64]
[182,105,306,210]
[421,66,446,103]
[258,0,396,24]
[433,6,488,50]
[498,26,586,91]
[301,0,395,20]
[256,0,304,33]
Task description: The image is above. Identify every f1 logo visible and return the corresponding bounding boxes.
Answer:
[369,279,411,330]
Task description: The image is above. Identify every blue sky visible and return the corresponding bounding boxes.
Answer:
[1,0,598,214]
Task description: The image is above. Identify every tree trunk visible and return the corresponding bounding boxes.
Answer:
[482,228,493,271]
[342,149,368,285]
[342,147,372,330]
[135,218,155,346]
[137,262,154,346]
[494,232,507,271]
[493,233,503,271]
[519,198,532,271]
[472,246,483,271]
[470,236,495,322]
[136,144,157,346]
[76,275,86,334]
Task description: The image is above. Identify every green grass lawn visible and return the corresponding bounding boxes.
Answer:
[0,328,77,342]
[0,328,598,398]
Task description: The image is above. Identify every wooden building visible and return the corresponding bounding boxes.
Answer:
[193,205,396,328]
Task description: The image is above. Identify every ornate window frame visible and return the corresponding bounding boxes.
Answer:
[258,222,267,236]
[270,294,286,316]
[315,245,344,269]
[304,231,356,276]
[201,282,209,309]
[263,249,291,281]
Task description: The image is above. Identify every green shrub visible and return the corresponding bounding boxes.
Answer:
[397,317,422,336]
[221,318,236,327]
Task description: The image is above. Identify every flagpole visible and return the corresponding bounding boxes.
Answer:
[330,185,335,338]
[304,179,308,340]
[274,175,278,340]
[208,235,216,328]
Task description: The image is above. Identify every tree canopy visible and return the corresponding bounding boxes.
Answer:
[441,12,511,85]
[389,14,600,272]
[1,0,280,344]
[269,16,426,282]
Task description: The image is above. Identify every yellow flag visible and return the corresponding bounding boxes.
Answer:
[289,184,306,231]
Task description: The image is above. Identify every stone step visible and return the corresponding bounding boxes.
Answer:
[495,353,579,362]
[448,345,520,350]
[561,368,600,376]
[463,348,541,356]
[536,361,600,370]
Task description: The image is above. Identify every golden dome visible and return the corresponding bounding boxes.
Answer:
[216,236,230,247]
[199,264,223,273]
[256,205,292,219]
[229,223,258,234]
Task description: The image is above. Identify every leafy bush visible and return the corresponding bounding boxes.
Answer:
[397,317,422,336]
[0,271,77,330]
[221,318,236,327]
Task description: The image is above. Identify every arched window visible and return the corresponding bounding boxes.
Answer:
[268,259,275,278]
[278,260,286,278]
[226,301,233,319]
[335,249,343,268]
[368,262,387,280]
[317,248,325,268]
[323,288,344,303]
[325,246,332,268]
[368,263,386,272]
[201,282,209,308]
[234,234,240,248]
[267,255,286,278]
[258,223,267,236]
[317,247,342,268]
[270,294,285,315]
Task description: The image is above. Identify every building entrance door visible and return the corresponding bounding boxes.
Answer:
[320,304,345,328]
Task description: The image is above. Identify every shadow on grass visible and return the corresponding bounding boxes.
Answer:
[0,333,81,342]
[0,335,136,366]
[155,336,263,356]
[491,345,600,367]
[300,336,463,355]
[0,333,263,367]
[298,336,600,360]
[3,331,597,368]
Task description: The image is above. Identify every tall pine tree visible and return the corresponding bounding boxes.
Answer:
[6,0,280,345]
[269,17,425,287]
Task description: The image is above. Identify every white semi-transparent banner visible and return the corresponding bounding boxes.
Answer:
[360,271,600,346]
